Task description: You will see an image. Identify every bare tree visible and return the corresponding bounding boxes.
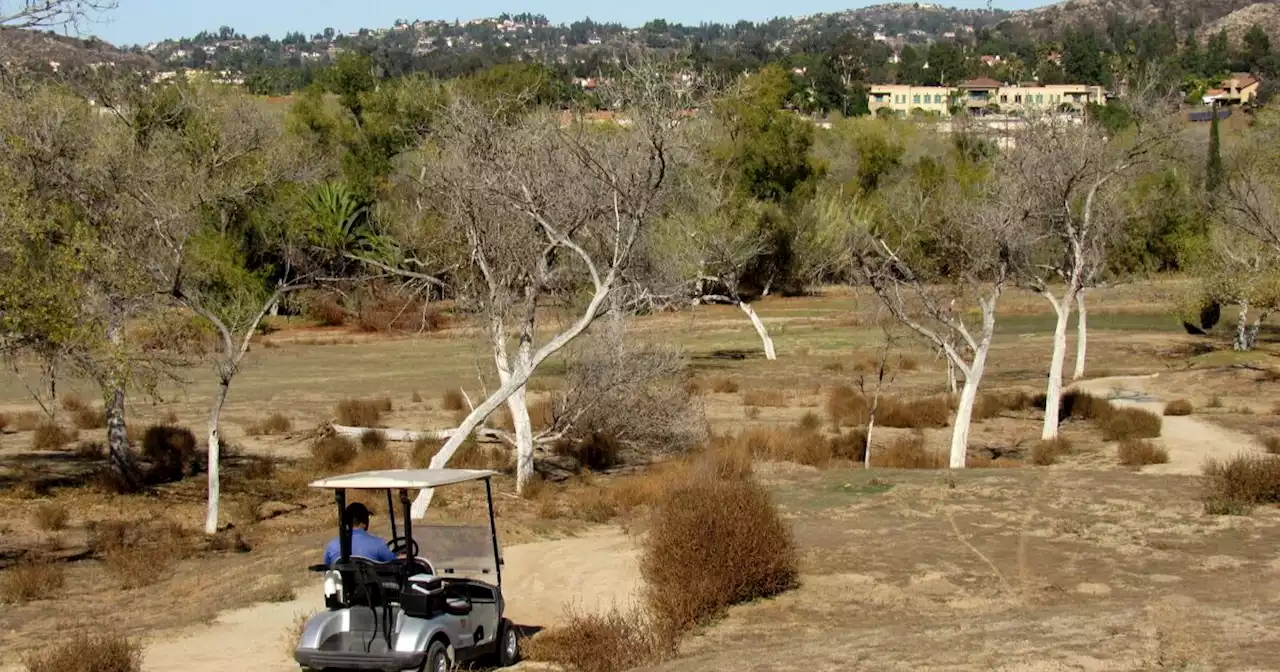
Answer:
[826,151,1032,468]
[1011,104,1175,440]
[395,61,699,516]
[0,0,115,30]
[853,322,903,468]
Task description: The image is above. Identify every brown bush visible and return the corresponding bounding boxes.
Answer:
[742,389,790,408]
[566,487,620,523]
[357,295,445,333]
[878,396,952,429]
[556,432,622,472]
[1060,390,1114,421]
[1100,407,1162,441]
[441,389,467,412]
[795,411,823,432]
[70,405,106,430]
[524,606,671,672]
[360,429,388,453]
[1264,436,1280,455]
[826,385,869,427]
[1202,454,1280,514]
[0,561,65,604]
[304,293,347,327]
[246,413,292,437]
[13,411,41,432]
[1031,437,1074,466]
[32,422,77,450]
[1117,439,1170,467]
[974,390,1036,420]
[709,377,740,394]
[1163,399,1194,417]
[828,429,869,463]
[141,425,201,483]
[75,441,105,460]
[410,390,424,403]
[32,502,69,531]
[1207,395,1224,409]
[871,432,945,469]
[100,520,192,589]
[311,435,358,471]
[335,398,391,427]
[641,468,798,630]
[0,412,9,432]
[23,632,142,672]
[256,576,296,603]
[59,394,89,413]
[349,448,404,473]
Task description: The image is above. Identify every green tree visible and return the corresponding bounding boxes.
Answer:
[1207,103,1224,192]
[715,65,823,204]
[1204,30,1231,77]
[1243,24,1273,73]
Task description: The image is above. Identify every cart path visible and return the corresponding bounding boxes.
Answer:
[1072,374,1263,475]
[136,527,640,672]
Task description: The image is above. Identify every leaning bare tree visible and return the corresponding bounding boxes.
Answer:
[826,151,1032,468]
[394,61,699,515]
[1012,98,1175,440]
[0,0,115,30]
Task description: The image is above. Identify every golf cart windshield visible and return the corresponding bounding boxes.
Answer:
[412,523,500,579]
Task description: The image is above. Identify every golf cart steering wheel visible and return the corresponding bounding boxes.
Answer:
[387,536,419,558]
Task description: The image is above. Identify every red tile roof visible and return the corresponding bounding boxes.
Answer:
[959,77,1002,88]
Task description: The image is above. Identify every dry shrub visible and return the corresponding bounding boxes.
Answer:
[735,426,865,468]
[13,411,41,432]
[878,396,952,429]
[898,354,921,371]
[1031,437,1074,466]
[1060,389,1114,421]
[710,377,740,394]
[566,487,619,523]
[304,293,347,327]
[356,293,444,333]
[410,390,423,403]
[440,389,467,412]
[524,606,671,672]
[1207,395,1224,408]
[682,378,706,396]
[796,411,823,432]
[32,502,69,531]
[519,474,548,501]
[1100,407,1162,441]
[742,389,790,408]
[141,425,201,483]
[0,412,9,432]
[246,413,292,437]
[335,397,391,427]
[98,520,192,589]
[70,405,105,430]
[283,611,317,660]
[1118,439,1169,467]
[1264,436,1280,455]
[75,441,105,459]
[348,448,403,473]
[59,394,89,413]
[974,390,1035,420]
[360,429,388,453]
[555,432,622,472]
[744,406,761,420]
[822,361,844,373]
[641,467,798,630]
[257,576,296,603]
[22,632,142,672]
[828,429,869,463]
[410,437,435,467]
[826,385,869,427]
[0,561,65,604]
[1163,399,1194,417]
[1202,454,1280,514]
[311,435,358,471]
[31,422,77,450]
[871,432,944,469]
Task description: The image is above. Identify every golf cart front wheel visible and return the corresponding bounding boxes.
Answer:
[496,618,521,667]
[425,639,450,672]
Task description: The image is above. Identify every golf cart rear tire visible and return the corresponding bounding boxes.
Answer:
[495,618,521,667]
[425,639,450,672]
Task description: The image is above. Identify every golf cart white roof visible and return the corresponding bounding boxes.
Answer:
[309,468,499,490]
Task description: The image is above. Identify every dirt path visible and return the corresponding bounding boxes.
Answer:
[131,527,639,672]
[1073,374,1262,475]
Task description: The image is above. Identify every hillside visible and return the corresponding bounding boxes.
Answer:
[1199,2,1280,44]
[1012,0,1267,36]
[0,26,155,75]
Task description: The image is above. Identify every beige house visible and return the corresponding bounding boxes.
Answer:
[1203,73,1261,106]
[869,78,1108,118]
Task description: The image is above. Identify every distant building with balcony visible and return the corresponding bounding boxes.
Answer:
[868,78,1107,118]
[1203,73,1261,106]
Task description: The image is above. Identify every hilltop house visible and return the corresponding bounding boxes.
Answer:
[1202,73,1262,107]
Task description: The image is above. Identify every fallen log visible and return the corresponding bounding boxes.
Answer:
[330,424,508,444]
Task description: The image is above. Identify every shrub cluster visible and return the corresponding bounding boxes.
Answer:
[1201,454,1280,515]
[826,386,952,430]
[335,397,392,427]
[1117,439,1169,467]
[23,632,143,672]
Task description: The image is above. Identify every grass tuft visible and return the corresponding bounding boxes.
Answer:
[524,606,672,672]
[0,561,65,605]
[246,413,292,437]
[709,377,740,394]
[359,429,388,453]
[32,422,77,451]
[1163,399,1194,417]
[1100,407,1162,441]
[32,502,69,531]
[742,389,790,408]
[335,398,391,427]
[871,432,945,469]
[22,632,142,672]
[1117,439,1170,468]
[311,435,358,472]
[1201,454,1280,515]
[441,389,467,412]
[1263,436,1280,455]
[1031,437,1074,466]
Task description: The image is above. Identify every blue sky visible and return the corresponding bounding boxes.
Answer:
[87,0,1052,46]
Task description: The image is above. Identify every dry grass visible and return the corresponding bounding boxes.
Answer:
[1163,399,1194,417]
[334,397,392,427]
[12,411,42,432]
[1060,390,1114,421]
[22,632,142,672]
[1100,407,1163,441]
[640,463,798,631]
[31,422,77,450]
[99,520,194,589]
[796,411,823,432]
[0,412,9,432]
[246,413,292,437]
[710,377,740,394]
[1207,395,1224,409]
[1031,437,1074,466]
[1263,436,1280,455]
[1117,439,1170,467]
[70,404,106,430]
[826,386,951,429]
[441,388,467,412]
[974,390,1036,421]
[1201,454,1280,514]
[141,425,200,483]
[525,606,672,672]
[311,435,358,471]
[305,293,347,326]
[282,611,317,661]
[742,389,790,408]
[0,561,65,604]
[32,502,69,531]
[347,448,404,473]
[410,390,423,403]
[870,432,945,469]
[564,486,620,523]
[256,576,296,603]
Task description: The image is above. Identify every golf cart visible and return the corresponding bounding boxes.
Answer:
[294,468,520,672]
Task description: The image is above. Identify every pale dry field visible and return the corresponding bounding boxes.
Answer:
[3,278,1280,671]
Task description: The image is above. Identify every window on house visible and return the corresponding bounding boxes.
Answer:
[1015,94,1022,103]
[1000,94,1007,103]
[913,94,921,104]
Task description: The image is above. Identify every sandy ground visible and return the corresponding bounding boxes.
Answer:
[1073,375,1263,475]
[134,527,640,672]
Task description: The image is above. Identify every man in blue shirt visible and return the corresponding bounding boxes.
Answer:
[324,502,398,567]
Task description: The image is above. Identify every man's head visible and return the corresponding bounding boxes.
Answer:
[343,502,372,531]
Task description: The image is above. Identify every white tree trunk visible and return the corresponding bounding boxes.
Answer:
[863,415,875,469]
[738,301,777,361]
[1073,289,1088,381]
[506,384,535,492]
[1247,310,1271,350]
[946,355,957,394]
[1041,295,1073,441]
[1235,301,1252,351]
[949,303,995,469]
[204,375,231,535]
